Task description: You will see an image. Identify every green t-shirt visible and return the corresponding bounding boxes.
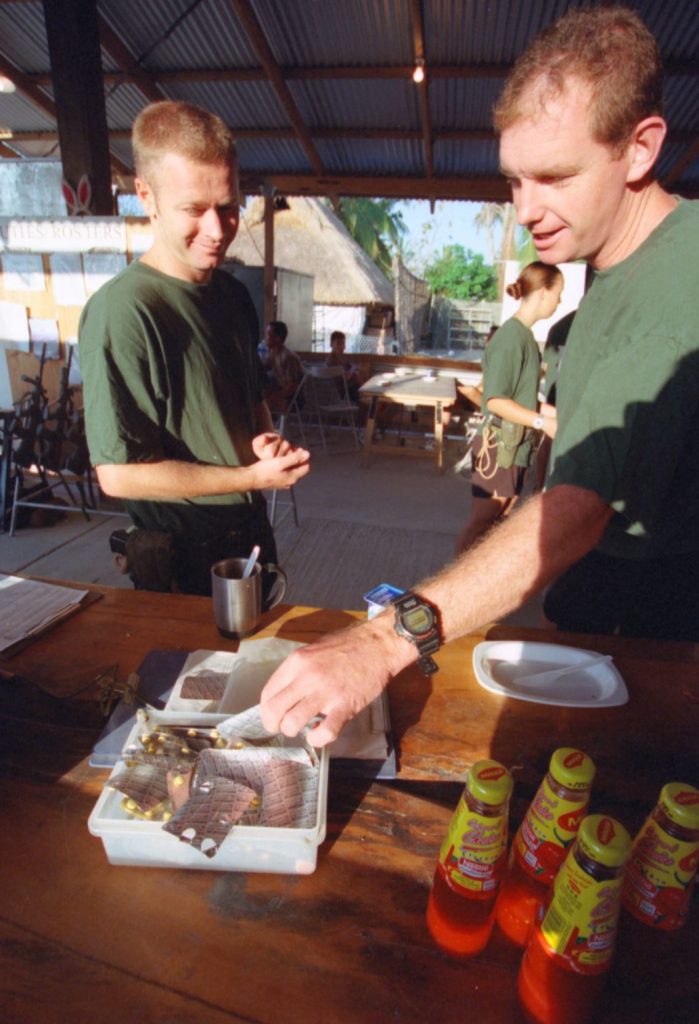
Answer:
[481,316,541,467]
[78,261,263,535]
[548,199,699,560]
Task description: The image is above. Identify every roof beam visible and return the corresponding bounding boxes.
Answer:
[43,0,113,213]
[0,54,56,118]
[7,125,696,147]
[25,58,698,90]
[229,0,325,177]
[239,172,512,202]
[97,13,166,104]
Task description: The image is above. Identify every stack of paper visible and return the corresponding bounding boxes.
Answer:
[0,574,89,654]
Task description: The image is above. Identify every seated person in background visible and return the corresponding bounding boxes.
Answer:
[325,330,361,401]
[262,320,305,413]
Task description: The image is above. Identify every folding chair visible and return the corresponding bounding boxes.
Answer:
[269,406,301,529]
[302,366,361,452]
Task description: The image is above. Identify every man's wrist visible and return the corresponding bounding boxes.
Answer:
[365,611,420,676]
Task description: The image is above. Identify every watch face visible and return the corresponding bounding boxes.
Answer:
[401,605,434,636]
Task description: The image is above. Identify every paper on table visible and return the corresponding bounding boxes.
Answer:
[0,575,88,653]
[167,638,391,762]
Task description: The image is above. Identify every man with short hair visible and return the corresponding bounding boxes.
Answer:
[260,6,699,747]
[79,100,309,595]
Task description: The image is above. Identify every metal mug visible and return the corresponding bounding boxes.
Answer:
[211,558,287,639]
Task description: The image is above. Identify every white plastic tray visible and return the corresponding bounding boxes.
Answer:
[88,711,328,874]
[472,641,628,708]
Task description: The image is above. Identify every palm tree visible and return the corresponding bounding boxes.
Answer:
[476,201,520,298]
[474,202,504,266]
[334,198,407,278]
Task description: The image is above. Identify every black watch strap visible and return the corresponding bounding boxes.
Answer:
[393,592,441,676]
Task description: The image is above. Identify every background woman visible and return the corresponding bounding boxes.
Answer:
[455,262,563,554]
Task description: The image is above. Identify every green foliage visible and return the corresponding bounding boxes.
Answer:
[423,245,497,301]
[334,197,407,277]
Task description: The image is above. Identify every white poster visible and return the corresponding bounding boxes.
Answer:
[1,252,46,291]
[83,252,127,295]
[0,299,30,346]
[29,317,61,359]
[50,252,87,306]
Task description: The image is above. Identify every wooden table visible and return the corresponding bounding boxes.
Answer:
[359,372,458,472]
[2,584,698,1023]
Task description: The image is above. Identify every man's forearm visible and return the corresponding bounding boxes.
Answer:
[96,460,257,500]
[418,484,612,642]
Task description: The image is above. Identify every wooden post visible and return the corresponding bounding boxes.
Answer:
[42,0,113,215]
[263,184,275,328]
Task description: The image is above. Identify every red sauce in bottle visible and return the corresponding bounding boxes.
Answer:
[496,748,595,947]
[426,759,512,957]
[518,814,631,1024]
[615,782,699,987]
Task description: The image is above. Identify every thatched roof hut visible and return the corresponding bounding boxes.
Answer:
[227,197,394,307]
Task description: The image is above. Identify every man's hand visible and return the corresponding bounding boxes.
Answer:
[250,432,311,489]
[252,431,290,460]
[541,412,557,439]
[260,615,414,747]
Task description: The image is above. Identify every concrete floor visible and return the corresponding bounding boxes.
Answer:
[0,429,544,625]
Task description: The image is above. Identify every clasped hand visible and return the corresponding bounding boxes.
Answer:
[251,431,310,489]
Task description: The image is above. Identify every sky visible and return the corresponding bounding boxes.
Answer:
[395,198,503,274]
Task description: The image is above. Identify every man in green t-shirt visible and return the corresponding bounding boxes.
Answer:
[258,7,699,748]
[79,101,310,595]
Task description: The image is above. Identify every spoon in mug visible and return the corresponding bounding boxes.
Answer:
[242,544,260,579]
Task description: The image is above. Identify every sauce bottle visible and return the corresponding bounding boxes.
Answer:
[518,814,631,1024]
[426,759,512,957]
[615,782,699,979]
[496,747,596,946]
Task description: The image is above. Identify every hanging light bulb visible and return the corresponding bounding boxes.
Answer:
[0,75,16,93]
[412,59,425,85]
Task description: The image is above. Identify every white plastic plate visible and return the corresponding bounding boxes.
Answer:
[472,641,628,708]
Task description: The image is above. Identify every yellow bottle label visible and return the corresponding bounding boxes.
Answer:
[540,858,623,973]
[439,799,508,894]
[623,817,699,930]
[515,775,589,885]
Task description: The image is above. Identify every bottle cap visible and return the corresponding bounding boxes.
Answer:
[658,782,699,831]
[467,759,513,806]
[577,814,631,868]
[549,747,596,791]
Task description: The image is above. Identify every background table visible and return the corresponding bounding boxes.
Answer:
[359,372,457,471]
[2,585,698,1023]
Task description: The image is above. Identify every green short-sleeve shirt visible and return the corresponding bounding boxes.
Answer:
[78,261,263,523]
[548,199,699,559]
[481,316,541,467]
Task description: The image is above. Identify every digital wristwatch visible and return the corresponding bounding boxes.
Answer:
[392,591,441,676]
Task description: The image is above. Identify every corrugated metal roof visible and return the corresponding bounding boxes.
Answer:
[663,77,699,133]
[316,138,424,177]
[104,82,154,130]
[430,78,502,131]
[157,80,286,129]
[433,138,500,177]
[290,79,420,130]
[236,136,311,175]
[257,0,414,66]
[0,90,55,133]
[0,0,695,200]
[0,2,49,73]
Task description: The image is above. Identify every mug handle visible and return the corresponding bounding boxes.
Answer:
[262,563,287,609]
